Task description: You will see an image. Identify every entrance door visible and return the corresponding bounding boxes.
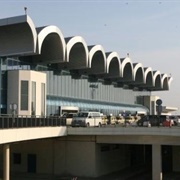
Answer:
[162,146,172,173]
[27,154,36,173]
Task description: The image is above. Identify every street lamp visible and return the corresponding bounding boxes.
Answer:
[9,103,17,116]
[89,84,98,100]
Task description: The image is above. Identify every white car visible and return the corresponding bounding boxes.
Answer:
[72,111,102,127]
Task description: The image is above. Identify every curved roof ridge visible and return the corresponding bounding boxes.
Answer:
[37,25,66,62]
[66,36,88,68]
[133,63,145,84]
[89,44,106,70]
[0,15,38,56]
[106,51,121,77]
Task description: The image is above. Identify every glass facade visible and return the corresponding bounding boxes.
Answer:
[46,71,150,116]
[20,80,28,110]
[0,58,150,116]
[46,95,149,116]
[31,81,36,115]
[41,83,45,116]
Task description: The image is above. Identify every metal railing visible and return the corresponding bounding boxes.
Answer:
[0,114,66,129]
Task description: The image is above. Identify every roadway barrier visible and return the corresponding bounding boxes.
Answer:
[0,115,65,129]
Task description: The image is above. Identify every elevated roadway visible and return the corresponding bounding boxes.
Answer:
[67,126,180,145]
[0,127,67,145]
[1,124,180,180]
[67,126,180,180]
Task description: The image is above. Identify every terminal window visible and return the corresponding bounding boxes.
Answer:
[21,80,29,110]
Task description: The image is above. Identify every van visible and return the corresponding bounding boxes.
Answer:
[71,111,102,127]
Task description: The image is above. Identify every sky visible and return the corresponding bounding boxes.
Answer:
[1,0,180,113]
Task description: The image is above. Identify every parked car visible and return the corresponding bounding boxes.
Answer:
[61,113,77,126]
[116,115,125,125]
[169,115,180,126]
[107,115,118,125]
[100,114,108,125]
[137,115,151,127]
[161,115,174,127]
[137,115,171,127]
[71,111,102,127]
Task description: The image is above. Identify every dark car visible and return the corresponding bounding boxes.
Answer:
[61,113,78,126]
[137,115,150,127]
[137,115,169,127]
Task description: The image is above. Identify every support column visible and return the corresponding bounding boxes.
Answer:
[152,144,162,180]
[3,144,10,180]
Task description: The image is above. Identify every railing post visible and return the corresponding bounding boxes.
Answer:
[7,117,9,128]
[2,116,4,128]
[25,116,28,127]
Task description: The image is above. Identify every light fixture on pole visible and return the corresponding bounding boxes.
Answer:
[24,7,27,15]
[10,103,17,116]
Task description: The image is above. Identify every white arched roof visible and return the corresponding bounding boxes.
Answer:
[106,51,121,77]
[0,15,37,56]
[144,67,154,87]
[0,14,173,92]
[121,57,134,81]
[153,70,162,89]
[161,73,168,90]
[168,76,173,89]
[37,25,66,61]
[89,45,106,70]
[27,15,38,53]
[66,36,88,62]
[133,63,145,84]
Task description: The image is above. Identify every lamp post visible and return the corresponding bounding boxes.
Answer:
[9,103,17,127]
[9,103,17,116]
[89,84,98,100]
[156,99,162,126]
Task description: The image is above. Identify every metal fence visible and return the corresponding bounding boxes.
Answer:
[0,115,66,129]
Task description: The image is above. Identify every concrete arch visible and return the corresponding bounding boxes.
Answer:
[133,63,145,84]
[161,74,169,90]
[99,52,121,85]
[29,25,66,64]
[88,45,106,74]
[121,57,134,81]
[153,71,162,89]
[144,67,154,87]
[66,36,88,69]
[36,25,66,63]
[168,76,173,89]
[0,15,37,56]
[106,52,121,77]
[27,15,37,53]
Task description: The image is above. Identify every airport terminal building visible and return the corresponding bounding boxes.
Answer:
[0,15,173,117]
[0,14,177,180]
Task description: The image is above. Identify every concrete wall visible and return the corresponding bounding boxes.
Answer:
[10,140,54,173]
[55,136,131,177]
[0,136,132,178]
[7,70,46,116]
[55,136,97,177]
[95,143,130,176]
[143,95,159,115]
